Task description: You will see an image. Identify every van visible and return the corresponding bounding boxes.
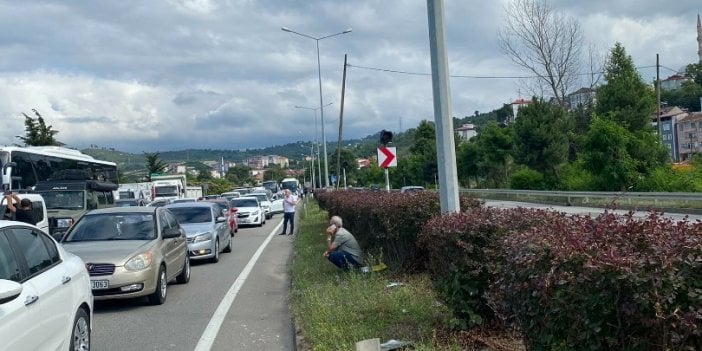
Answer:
[0,193,50,233]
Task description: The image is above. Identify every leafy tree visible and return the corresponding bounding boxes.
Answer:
[330,148,358,186]
[404,120,437,186]
[513,98,572,187]
[661,80,702,112]
[144,152,166,180]
[263,164,286,182]
[456,141,480,188]
[474,122,515,187]
[595,43,655,132]
[579,116,637,190]
[16,109,64,146]
[226,164,253,186]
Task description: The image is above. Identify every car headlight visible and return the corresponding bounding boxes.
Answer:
[125,251,153,271]
[56,218,74,228]
[252,210,260,216]
[193,232,212,243]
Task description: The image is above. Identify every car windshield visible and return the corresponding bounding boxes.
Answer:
[37,190,84,210]
[115,199,138,207]
[231,199,258,208]
[252,194,269,202]
[64,213,155,242]
[168,207,213,224]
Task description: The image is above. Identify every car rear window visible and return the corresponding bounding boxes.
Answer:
[168,207,213,224]
[231,199,258,208]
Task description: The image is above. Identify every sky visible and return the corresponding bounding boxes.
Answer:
[0,0,700,153]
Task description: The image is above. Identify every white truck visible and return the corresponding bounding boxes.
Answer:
[185,186,203,199]
[150,174,187,202]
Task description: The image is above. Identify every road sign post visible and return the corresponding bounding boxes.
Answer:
[377,146,397,192]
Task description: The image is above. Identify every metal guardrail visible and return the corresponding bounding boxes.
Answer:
[458,189,702,214]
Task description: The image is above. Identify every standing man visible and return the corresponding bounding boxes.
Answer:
[323,216,363,271]
[279,189,297,235]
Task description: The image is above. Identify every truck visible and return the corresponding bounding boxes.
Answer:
[185,185,203,199]
[150,174,187,202]
[117,182,152,202]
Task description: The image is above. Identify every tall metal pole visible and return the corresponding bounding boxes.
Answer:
[316,40,330,188]
[427,0,459,213]
[310,144,315,189]
[315,110,322,188]
[656,53,661,136]
[336,54,348,189]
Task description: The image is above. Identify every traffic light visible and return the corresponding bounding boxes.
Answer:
[379,130,393,145]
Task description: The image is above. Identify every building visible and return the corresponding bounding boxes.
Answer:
[455,123,477,140]
[652,106,687,161]
[676,112,702,161]
[245,155,289,169]
[660,74,690,91]
[565,87,596,109]
[698,14,701,62]
[510,98,531,122]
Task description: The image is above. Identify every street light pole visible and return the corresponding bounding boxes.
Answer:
[295,103,332,189]
[283,26,352,188]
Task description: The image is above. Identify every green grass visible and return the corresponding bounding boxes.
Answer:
[290,199,463,351]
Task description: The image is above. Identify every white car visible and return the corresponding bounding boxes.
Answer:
[0,220,93,350]
[269,192,285,214]
[230,197,265,227]
[250,192,273,219]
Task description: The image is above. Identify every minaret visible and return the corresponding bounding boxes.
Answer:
[698,14,702,62]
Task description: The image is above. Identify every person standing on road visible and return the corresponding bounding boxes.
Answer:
[323,216,363,271]
[279,189,297,235]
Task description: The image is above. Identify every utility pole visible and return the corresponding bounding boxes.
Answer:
[427,0,459,213]
[656,53,661,136]
[336,54,348,190]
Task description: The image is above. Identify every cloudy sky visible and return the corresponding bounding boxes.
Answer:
[0,0,700,153]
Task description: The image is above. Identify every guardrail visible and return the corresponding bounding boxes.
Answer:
[458,189,702,214]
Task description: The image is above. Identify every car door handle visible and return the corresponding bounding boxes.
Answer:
[24,295,39,306]
[62,276,72,285]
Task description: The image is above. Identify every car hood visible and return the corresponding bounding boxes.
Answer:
[180,223,214,237]
[235,206,259,212]
[62,240,155,265]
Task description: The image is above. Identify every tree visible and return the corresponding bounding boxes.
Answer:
[661,80,702,112]
[512,98,572,186]
[456,141,480,188]
[144,152,166,180]
[579,116,637,191]
[475,122,515,188]
[595,43,655,132]
[226,165,253,186]
[16,109,64,146]
[404,120,437,186]
[263,164,286,182]
[499,0,582,106]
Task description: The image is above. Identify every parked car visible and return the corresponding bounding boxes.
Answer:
[400,186,425,194]
[0,220,93,350]
[115,198,145,207]
[269,192,285,214]
[250,192,273,219]
[230,197,264,227]
[199,198,238,235]
[61,207,191,305]
[165,202,232,263]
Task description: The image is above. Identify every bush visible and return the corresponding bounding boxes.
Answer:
[315,191,482,272]
[491,210,702,350]
[419,207,552,329]
[510,167,545,190]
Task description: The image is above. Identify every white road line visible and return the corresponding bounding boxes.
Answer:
[194,220,284,351]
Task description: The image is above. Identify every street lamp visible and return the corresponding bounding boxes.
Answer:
[283,26,352,188]
[295,102,332,189]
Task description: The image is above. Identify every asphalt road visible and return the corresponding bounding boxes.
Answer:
[91,214,296,351]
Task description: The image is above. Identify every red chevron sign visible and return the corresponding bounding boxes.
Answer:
[377,146,397,168]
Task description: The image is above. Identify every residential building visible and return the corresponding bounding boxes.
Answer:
[455,123,477,140]
[652,106,687,161]
[676,112,702,161]
[565,87,596,108]
[510,98,531,122]
[245,155,289,169]
[660,74,690,91]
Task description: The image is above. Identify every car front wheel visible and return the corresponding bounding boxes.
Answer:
[211,239,220,263]
[70,307,90,351]
[148,266,167,305]
[176,257,190,284]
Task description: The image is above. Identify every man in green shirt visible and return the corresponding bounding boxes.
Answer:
[323,215,363,271]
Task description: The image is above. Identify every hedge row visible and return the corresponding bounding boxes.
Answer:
[317,190,702,349]
[315,191,482,271]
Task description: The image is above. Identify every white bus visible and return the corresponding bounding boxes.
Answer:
[0,146,118,191]
[280,177,301,195]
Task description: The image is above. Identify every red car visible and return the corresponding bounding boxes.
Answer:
[199,198,238,235]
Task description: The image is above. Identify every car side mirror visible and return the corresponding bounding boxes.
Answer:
[0,279,23,305]
[216,216,226,223]
[162,227,182,238]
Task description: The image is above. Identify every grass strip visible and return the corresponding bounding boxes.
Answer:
[289,199,463,351]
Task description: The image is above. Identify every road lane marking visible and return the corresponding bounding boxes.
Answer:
[194,220,284,351]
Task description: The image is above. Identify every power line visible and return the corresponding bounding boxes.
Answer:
[346,63,682,80]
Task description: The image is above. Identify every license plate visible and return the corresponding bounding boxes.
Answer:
[91,280,109,290]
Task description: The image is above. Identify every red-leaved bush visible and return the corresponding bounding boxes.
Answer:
[418,207,554,329]
[315,191,482,272]
[491,210,702,350]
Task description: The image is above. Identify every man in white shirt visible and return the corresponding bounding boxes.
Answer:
[279,189,297,235]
